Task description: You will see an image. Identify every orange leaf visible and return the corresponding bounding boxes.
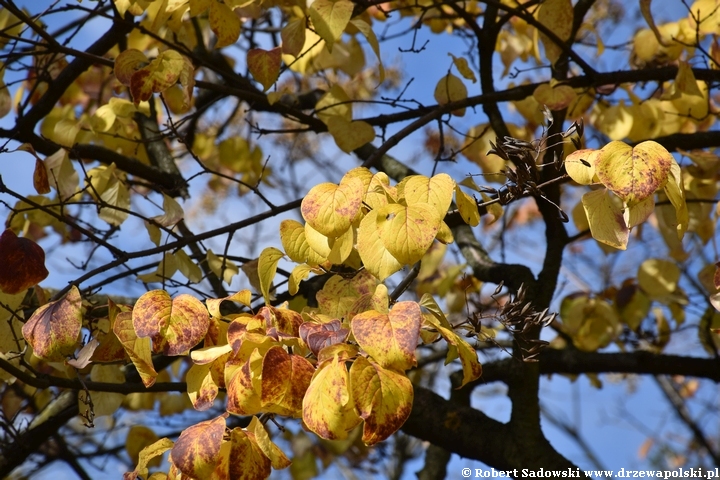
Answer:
[0,229,49,294]
[247,47,282,92]
[261,346,315,416]
[22,285,82,361]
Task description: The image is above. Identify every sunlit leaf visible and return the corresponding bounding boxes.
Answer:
[376,203,442,265]
[301,176,364,237]
[258,247,284,304]
[351,301,421,371]
[209,1,240,48]
[595,140,672,205]
[581,189,628,250]
[308,0,354,52]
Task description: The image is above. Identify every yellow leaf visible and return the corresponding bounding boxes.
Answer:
[423,314,482,387]
[376,203,442,265]
[302,356,362,440]
[533,83,577,111]
[433,73,467,116]
[260,346,315,416]
[171,414,226,479]
[402,173,454,218]
[357,210,403,281]
[207,250,238,285]
[186,362,219,411]
[664,160,688,238]
[624,196,655,229]
[351,301,421,371]
[247,47,282,92]
[289,264,314,296]
[209,0,240,48]
[258,247,284,304]
[327,117,375,153]
[114,48,149,85]
[0,79,10,119]
[595,140,673,205]
[593,101,633,141]
[226,348,265,415]
[564,149,598,185]
[674,61,703,97]
[44,149,78,201]
[308,0,354,52]
[301,177,364,237]
[638,258,681,299]
[350,19,385,82]
[125,426,161,468]
[449,53,476,83]
[536,0,573,66]
[125,438,174,480]
[455,185,480,226]
[247,416,292,469]
[225,427,271,479]
[281,17,306,57]
[280,219,325,266]
[581,189,628,250]
[152,193,184,227]
[114,311,158,387]
[349,357,413,445]
[87,364,125,417]
[174,249,202,283]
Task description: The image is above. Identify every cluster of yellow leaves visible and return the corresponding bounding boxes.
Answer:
[566,140,687,250]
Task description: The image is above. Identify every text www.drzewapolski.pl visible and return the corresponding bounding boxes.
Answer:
[460,468,720,478]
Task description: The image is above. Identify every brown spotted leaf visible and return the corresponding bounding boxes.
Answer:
[186,362,219,411]
[171,414,227,479]
[33,158,50,194]
[132,290,210,356]
[22,286,82,361]
[0,229,49,294]
[261,346,315,416]
[351,301,421,371]
[226,348,264,416]
[595,140,673,205]
[349,356,413,445]
[228,427,272,480]
[299,319,350,357]
[302,356,362,440]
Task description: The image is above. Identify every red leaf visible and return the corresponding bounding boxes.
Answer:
[0,229,49,294]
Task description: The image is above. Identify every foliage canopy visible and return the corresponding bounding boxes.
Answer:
[1,0,720,478]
